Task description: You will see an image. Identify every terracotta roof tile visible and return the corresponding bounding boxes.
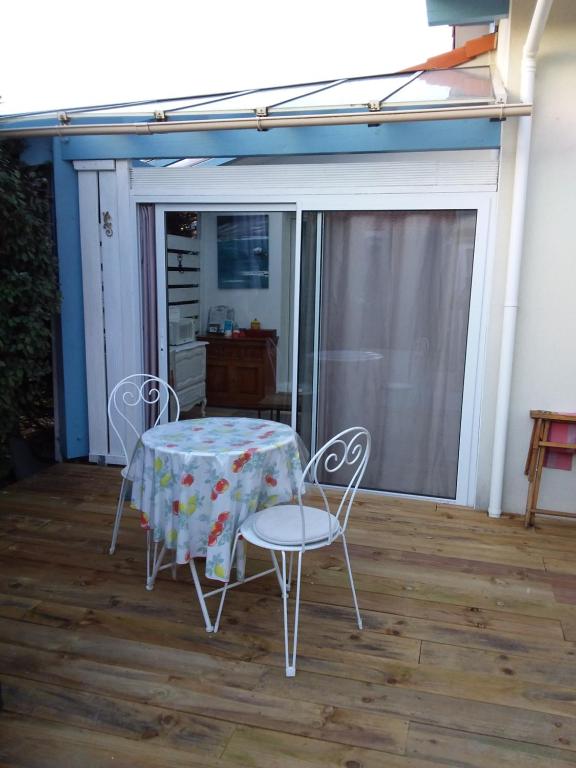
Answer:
[403,32,497,71]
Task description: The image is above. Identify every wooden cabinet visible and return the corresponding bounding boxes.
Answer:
[169,341,207,414]
[198,333,277,409]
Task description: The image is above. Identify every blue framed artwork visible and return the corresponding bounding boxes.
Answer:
[217,214,269,289]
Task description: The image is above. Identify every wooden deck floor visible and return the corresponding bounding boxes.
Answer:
[1,464,576,767]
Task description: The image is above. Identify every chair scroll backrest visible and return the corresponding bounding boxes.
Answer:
[107,374,180,466]
[296,427,371,548]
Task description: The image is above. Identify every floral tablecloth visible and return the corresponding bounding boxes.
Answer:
[129,417,303,581]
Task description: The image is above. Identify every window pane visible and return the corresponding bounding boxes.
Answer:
[316,209,477,498]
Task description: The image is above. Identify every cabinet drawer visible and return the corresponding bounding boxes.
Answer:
[198,334,277,408]
[178,381,206,412]
[170,346,206,389]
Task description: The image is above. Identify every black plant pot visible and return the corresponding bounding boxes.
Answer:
[8,434,47,480]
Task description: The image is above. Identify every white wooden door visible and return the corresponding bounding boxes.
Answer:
[76,161,141,464]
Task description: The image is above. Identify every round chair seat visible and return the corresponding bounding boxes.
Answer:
[247,504,340,547]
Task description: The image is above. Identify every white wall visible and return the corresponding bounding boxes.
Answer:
[200,211,292,389]
[477,0,576,513]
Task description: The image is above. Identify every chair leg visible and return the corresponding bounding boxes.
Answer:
[146,541,166,590]
[213,531,243,633]
[280,549,303,677]
[287,551,294,593]
[189,558,214,633]
[165,541,178,581]
[288,550,303,677]
[109,476,128,555]
[341,533,362,630]
[270,551,284,592]
[281,551,291,675]
[146,530,151,584]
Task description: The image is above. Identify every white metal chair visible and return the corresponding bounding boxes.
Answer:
[108,374,180,556]
[213,426,371,676]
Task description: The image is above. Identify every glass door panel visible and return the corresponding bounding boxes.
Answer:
[164,211,201,420]
[158,207,296,422]
[301,209,477,499]
[296,211,319,450]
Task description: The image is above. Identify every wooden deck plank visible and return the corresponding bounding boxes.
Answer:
[1,674,234,756]
[216,590,576,662]
[240,563,566,640]
[282,581,566,638]
[4,609,574,754]
[254,670,576,753]
[420,640,576,687]
[222,725,428,768]
[244,552,564,623]
[545,558,576,576]
[1,527,567,630]
[406,722,576,767]
[2,596,422,667]
[0,636,409,756]
[0,548,574,668]
[3,462,576,766]
[0,713,226,768]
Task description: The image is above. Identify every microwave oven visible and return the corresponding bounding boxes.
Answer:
[169,316,196,345]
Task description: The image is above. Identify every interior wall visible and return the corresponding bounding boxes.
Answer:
[477,0,576,514]
[200,211,290,390]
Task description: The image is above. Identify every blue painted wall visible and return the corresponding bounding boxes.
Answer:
[60,120,501,161]
[427,0,509,26]
[52,138,88,459]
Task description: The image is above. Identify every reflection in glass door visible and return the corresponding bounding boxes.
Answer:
[299,209,477,499]
[157,207,297,424]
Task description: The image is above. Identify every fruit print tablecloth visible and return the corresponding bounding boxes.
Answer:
[129,417,303,581]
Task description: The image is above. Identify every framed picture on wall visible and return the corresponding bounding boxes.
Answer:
[217,214,269,289]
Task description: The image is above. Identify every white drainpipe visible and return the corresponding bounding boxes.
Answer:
[488,0,554,518]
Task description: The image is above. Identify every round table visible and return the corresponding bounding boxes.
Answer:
[129,417,302,581]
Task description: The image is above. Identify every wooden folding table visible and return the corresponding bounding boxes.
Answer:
[524,410,576,527]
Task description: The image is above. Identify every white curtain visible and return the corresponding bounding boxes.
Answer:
[297,212,318,450]
[317,210,476,498]
[138,204,159,427]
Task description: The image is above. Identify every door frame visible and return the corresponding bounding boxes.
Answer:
[295,195,493,506]
[142,186,494,507]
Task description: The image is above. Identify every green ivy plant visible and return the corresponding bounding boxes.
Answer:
[0,140,60,474]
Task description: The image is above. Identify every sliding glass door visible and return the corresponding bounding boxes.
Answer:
[155,204,297,422]
[298,209,478,500]
[152,197,487,502]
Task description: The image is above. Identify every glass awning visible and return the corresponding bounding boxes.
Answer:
[83,67,495,118]
[0,66,498,126]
